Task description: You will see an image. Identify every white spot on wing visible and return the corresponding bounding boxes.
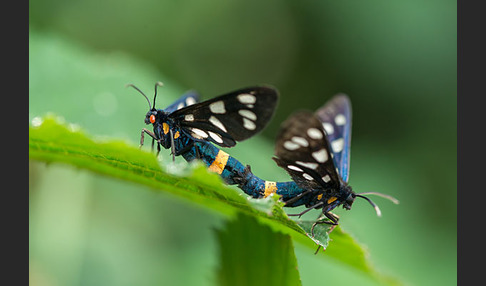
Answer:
[296,161,318,170]
[322,175,331,183]
[177,102,184,110]
[287,165,303,172]
[335,114,346,126]
[307,128,323,139]
[185,114,194,122]
[237,94,257,104]
[283,141,300,150]
[303,173,314,180]
[331,138,344,153]
[191,128,208,139]
[312,149,328,163]
[238,109,257,120]
[209,116,227,132]
[243,118,256,130]
[291,136,309,147]
[209,101,226,114]
[208,131,223,143]
[186,97,196,106]
[322,123,334,135]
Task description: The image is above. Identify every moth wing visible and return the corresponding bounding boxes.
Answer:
[170,86,279,147]
[273,111,341,191]
[315,94,352,183]
[164,90,200,113]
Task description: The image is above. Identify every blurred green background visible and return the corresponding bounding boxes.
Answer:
[29,0,456,285]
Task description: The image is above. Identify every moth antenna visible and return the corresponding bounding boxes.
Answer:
[356,195,382,217]
[153,81,164,109]
[126,84,152,110]
[357,192,400,205]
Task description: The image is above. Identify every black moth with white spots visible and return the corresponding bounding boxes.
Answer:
[129,82,279,158]
[273,109,398,226]
[171,86,279,147]
[273,111,346,214]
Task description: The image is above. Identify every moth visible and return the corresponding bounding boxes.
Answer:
[273,95,399,233]
[128,82,279,160]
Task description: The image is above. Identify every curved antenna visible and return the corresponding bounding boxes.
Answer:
[357,192,400,205]
[153,81,164,110]
[356,192,399,217]
[126,84,152,110]
[356,195,382,217]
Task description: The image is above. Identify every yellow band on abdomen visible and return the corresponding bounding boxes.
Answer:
[264,181,278,198]
[208,150,229,175]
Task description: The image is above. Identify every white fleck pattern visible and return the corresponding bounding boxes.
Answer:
[322,175,331,183]
[322,123,334,135]
[208,131,223,143]
[238,109,257,120]
[186,97,196,106]
[312,149,328,163]
[287,165,303,172]
[209,116,227,132]
[237,94,257,104]
[307,128,323,139]
[296,161,318,170]
[243,118,256,130]
[331,138,344,153]
[303,173,314,180]
[185,114,194,122]
[191,128,208,139]
[291,136,309,147]
[283,141,300,150]
[209,101,226,114]
[335,114,346,126]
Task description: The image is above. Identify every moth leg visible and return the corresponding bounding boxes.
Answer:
[194,142,201,160]
[156,140,161,157]
[287,201,325,218]
[310,212,339,237]
[140,128,157,148]
[283,190,313,206]
[169,129,176,162]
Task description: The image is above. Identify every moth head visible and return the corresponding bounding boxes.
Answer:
[341,186,356,210]
[145,110,158,125]
[126,81,165,123]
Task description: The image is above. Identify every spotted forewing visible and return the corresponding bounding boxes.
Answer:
[169,86,279,147]
[273,111,341,191]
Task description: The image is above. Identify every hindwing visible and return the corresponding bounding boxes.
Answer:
[315,94,352,182]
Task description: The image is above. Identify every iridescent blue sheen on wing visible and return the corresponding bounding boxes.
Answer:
[164,90,200,113]
[315,94,352,183]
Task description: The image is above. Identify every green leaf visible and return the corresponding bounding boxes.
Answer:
[29,29,402,285]
[29,115,399,285]
[215,213,301,286]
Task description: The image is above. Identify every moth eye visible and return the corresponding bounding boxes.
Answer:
[150,114,156,124]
